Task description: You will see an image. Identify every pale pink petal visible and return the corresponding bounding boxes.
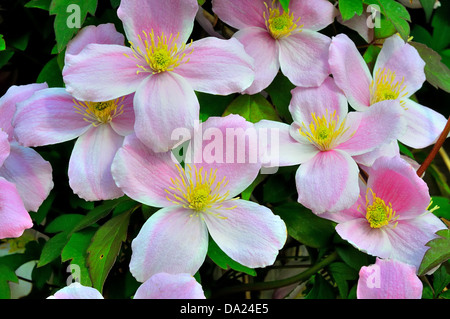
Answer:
[337,12,374,43]
[63,44,147,102]
[48,283,103,299]
[357,258,422,299]
[174,37,254,95]
[212,0,267,29]
[204,199,287,268]
[289,0,338,32]
[196,7,225,39]
[109,93,135,137]
[296,150,360,214]
[0,83,48,139]
[368,156,430,219]
[329,33,372,111]
[232,27,279,95]
[129,206,209,282]
[374,35,426,97]
[278,29,331,88]
[66,23,125,56]
[185,115,261,199]
[0,130,10,167]
[352,140,400,167]
[13,88,91,147]
[68,125,124,202]
[134,72,199,153]
[117,0,198,46]
[0,177,32,239]
[289,77,348,125]
[111,134,180,208]
[134,273,205,299]
[399,99,448,149]
[336,100,406,156]
[0,142,53,212]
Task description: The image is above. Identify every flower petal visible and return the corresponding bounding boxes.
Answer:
[212,0,267,29]
[134,273,205,299]
[329,33,372,111]
[278,29,331,87]
[337,12,374,43]
[68,125,124,201]
[13,88,91,147]
[48,283,103,299]
[109,93,136,137]
[0,130,10,167]
[129,206,209,282]
[174,37,255,95]
[352,140,400,167]
[295,149,360,214]
[204,199,287,268]
[289,0,338,32]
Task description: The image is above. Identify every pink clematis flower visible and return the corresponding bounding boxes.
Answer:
[357,258,423,299]
[321,156,447,270]
[212,0,338,94]
[329,33,448,149]
[256,77,405,214]
[13,24,135,202]
[48,273,205,299]
[112,115,287,282]
[0,84,54,239]
[62,0,255,153]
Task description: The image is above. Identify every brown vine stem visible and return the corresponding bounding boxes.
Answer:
[417,116,450,178]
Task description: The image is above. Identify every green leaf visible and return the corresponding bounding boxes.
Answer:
[419,0,436,22]
[25,0,52,10]
[44,214,85,233]
[418,229,450,275]
[373,14,397,39]
[432,262,450,298]
[430,196,450,220]
[86,210,133,293]
[38,231,71,267]
[363,44,382,68]
[305,274,335,299]
[207,237,257,276]
[36,57,64,88]
[265,73,295,123]
[263,173,296,203]
[0,35,5,51]
[328,262,358,298]
[223,94,281,123]
[279,0,291,11]
[339,0,364,21]
[0,264,19,299]
[197,91,236,122]
[410,41,450,92]
[272,202,335,248]
[336,244,371,271]
[398,141,415,160]
[241,174,266,201]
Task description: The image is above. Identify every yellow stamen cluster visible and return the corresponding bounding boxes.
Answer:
[298,110,350,151]
[125,30,193,74]
[263,1,303,39]
[363,189,399,229]
[73,97,125,126]
[370,68,408,108]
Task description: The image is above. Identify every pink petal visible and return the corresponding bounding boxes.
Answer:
[0,177,32,239]
[48,283,103,299]
[357,258,422,299]
[329,33,372,111]
[289,0,338,32]
[66,23,125,56]
[0,130,10,167]
[68,125,124,202]
[0,83,48,139]
[117,0,198,46]
[134,273,205,299]
[337,12,374,43]
[133,72,199,153]
[212,0,267,29]
[109,93,136,137]
[352,140,400,167]
[129,206,209,282]
[0,142,53,212]
[63,44,147,102]
[111,134,180,208]
[174,37,254,95]
[295,150,360,214]
[13,88,91,147]
[204,199,287,268]
[232,27,279,95]
[278,30,331,87]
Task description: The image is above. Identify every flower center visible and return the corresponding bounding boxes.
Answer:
[370,68,408,107]
[298,110,351,151]
[125,30,193,74]
[73,97,124,126]
[263,1,302,39]
[165,164,236,216]
[363,189,398,229]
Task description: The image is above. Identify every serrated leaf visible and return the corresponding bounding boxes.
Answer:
[207,238,256,276]
[418,229,450,275]
[339,0,364,21]
[223,94,281,123]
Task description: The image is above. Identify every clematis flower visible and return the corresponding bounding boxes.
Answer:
[212,0,338,94]
[0,84,53,239]
[62,0,255,153]
[320,156,447,270]
[13,24,135,202]
[48,273,205,299]
[357,258,423,299]
[256,77,405,214]
[112,115,287,282]
[329,33,448,149]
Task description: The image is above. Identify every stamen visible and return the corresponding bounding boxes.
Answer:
[73,97,125,126]
[370,68,408,108]
[365,189,399,228]
[263,0,303,39]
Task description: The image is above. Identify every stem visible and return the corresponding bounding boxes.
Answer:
[211,251,338,298]
[417,116,450,178]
